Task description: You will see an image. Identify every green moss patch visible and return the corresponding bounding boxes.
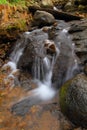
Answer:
[59,79,72,113]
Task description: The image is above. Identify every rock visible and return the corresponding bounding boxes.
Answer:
[74,0,87,5]
[17,29,49,78]
[17,30,58,80]
[44,39,57,54]
[64,1,74,11]
[33,10,55,27]
[84,63,87,75]
[42,26,49,32]
[51,21,80,89]
[69,19,87,64]
[59,73,87,128]
[74,128,82,130]
[53,0,68,10]
[74,0,87,11]
[17,20,80,88]
[78,5,86,11]
[41,0,53,7]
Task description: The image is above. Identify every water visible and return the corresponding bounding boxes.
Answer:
[3,22,80,115]
[31,39,58,101]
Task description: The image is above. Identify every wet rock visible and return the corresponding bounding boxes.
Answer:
[44,39,57,55]
[52,54,74,88]
[69,19,87,64]
[18,72,33,90]
[33,10,55,27]
[17,29,49,78]
[51,23,80,89]
[84,63,87,75]
[42,26,50,32]
[59,73,87,128]
[11,97,37,116]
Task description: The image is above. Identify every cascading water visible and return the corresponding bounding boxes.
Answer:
[3,21,80,116]
[30,39,59,101]
[59,29,79,81]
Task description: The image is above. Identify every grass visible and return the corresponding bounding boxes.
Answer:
[0,0,9,4]
[0,0,26,6]
[0,0,36,6]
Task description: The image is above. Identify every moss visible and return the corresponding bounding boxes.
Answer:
[0,0,26,7]
[15,19,27,31]
[78,5,85,10]
[59,79,72,113]
[5,19,27,32]
[9,1,26,8]
[0,0,39,7]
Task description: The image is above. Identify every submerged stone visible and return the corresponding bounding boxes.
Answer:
[59,73,87,128]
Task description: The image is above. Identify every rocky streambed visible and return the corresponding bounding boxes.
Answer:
[0,5,87,130]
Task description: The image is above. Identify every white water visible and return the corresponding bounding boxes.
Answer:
[2,41,25,88]
[3,61,16,71]
[33,81,55,101]
[31,40,58,101]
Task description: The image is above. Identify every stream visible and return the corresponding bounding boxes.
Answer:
[2,20,80,116]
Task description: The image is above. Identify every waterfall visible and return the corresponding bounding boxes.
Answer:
[31,39,59,101]
[3,27,78,91]
[2,23,80,115]
[2,32,31,85]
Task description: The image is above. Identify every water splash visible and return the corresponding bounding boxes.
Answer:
[33,81,55,101]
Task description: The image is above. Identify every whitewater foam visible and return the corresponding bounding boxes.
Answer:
[33,81,56,101]
[3,61,16,71]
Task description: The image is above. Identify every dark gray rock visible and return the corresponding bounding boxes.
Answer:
[74,0,87,5]
[51,23,80,89]
[69,19,87,64]
[84,63,87,75]
[17,29,57,80]
[59,73,87,128]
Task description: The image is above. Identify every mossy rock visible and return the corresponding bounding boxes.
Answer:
[78,5,87,11]
[59,73,87,128]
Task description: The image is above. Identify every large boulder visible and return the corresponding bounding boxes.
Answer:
[17,29,57,79]
[33,10,55,27]
[59,73,87,128]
